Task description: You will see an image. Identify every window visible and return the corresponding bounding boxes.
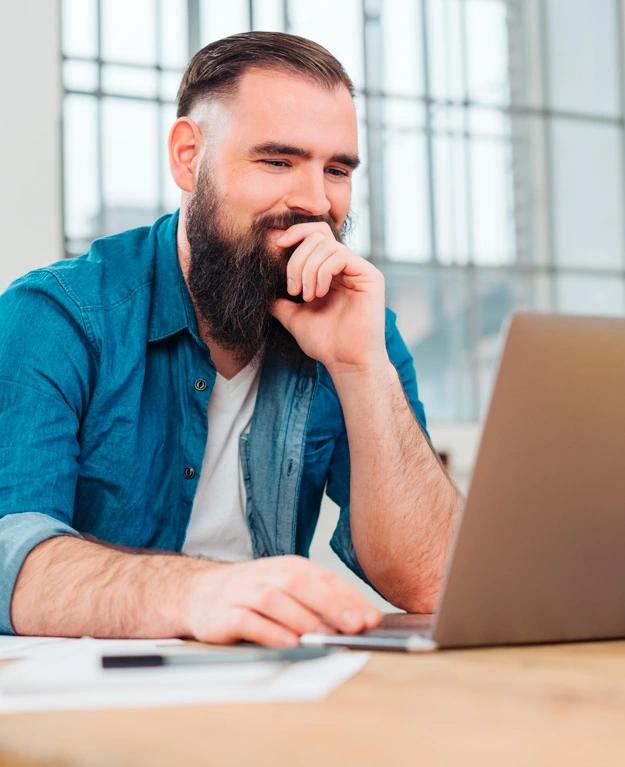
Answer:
[61,0,625,420]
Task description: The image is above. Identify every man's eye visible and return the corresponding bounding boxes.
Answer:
[261,160,289,168]
[327,167,349,177]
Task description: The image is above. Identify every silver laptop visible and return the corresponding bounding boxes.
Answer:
[302,312,625,651]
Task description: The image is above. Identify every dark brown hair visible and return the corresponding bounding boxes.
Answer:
[176,31,355,118]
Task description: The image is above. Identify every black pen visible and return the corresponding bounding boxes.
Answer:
[101,646,334,669]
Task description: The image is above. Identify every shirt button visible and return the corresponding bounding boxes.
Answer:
[184,467,195,479]
[194,379,207,391]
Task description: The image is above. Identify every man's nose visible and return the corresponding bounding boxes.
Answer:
[284,170,331,217]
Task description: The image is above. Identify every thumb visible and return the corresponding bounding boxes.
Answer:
[269,297,303,331]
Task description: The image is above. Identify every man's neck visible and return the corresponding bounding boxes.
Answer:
[208,345,251,380]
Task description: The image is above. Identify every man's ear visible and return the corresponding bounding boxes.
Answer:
[168,117,203,193]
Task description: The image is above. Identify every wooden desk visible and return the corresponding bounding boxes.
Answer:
[2,615,625,767]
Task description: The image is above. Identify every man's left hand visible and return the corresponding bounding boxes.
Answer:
[270,222,388,375]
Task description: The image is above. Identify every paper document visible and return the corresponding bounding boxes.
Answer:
[0,637,369,713]
[0,637,66,660]
[0,635,182,661]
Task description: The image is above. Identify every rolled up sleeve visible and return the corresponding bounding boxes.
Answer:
[0,513,81,634]
[0,271,95,634]
[327,308,428,586]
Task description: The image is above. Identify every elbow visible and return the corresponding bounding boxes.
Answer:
[380,578,440,615]
[361,557,442,614]
[388,589,439,615]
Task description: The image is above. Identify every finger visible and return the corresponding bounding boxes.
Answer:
[318,251,383,297]
[277,558,382,634]
[248,585,327,636]
[276,221,335,249]
[269,296,304,330]
[312,621,338,635]
[283,232,326,296]
[310,250,367,298]
[315,252,352,297]
[209,607,300,649]
[292,577,381,634]
[285,557,379,613]
[299,241,342,301]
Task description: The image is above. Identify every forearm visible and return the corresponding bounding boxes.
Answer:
[10,536,214,638]
[332,361,462,612]
[11,536,383,646]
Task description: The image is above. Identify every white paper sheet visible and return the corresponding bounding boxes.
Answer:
[0,635,183,661]
[0,637,66,660]
[0,639,369,713]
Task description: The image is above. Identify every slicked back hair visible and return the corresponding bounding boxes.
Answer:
[176,31,355,118]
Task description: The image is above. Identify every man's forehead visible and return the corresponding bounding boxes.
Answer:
[191,67,359,164]
[228,69,357,149]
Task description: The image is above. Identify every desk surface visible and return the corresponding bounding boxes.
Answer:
[2,615,625,767]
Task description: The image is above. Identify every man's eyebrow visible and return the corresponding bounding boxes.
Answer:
[330,153,361,170]
[249,142,361,170]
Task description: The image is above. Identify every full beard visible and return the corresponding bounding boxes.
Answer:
[185,164,351,375]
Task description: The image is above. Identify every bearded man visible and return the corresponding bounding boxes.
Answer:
[0,32,461,645]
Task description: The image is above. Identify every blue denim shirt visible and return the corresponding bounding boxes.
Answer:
[0,211,427,635]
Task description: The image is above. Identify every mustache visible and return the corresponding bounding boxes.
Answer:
[251,211,341,240]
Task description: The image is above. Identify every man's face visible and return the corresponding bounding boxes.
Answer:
[185,68,359,370]
[194,68,358,247]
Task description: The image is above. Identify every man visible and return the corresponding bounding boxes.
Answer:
[0,32,460,647]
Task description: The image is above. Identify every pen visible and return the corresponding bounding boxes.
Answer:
[101,646,334,669]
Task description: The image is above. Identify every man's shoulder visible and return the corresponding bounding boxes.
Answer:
[6,213,179,314]
[40,219,166,311]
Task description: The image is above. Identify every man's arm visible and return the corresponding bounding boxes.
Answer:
[271,222,462,612]
[12,536,203,638]
[11,535,382,643]
[0,270,381,642]
[331,361,461,612]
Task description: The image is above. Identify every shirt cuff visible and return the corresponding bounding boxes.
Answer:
[0,512,82,635]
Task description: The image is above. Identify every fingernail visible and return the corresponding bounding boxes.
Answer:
[339,609,361,632]
[287,278,296,294]
[364,609,381,627]
[281,633,298,648]
[302,283,309,299]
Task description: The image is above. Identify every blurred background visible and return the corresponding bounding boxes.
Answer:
[1,0,623,606]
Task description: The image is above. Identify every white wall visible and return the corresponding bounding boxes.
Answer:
[0,1,63,292]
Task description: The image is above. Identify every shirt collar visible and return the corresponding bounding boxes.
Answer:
[148,209,201,344]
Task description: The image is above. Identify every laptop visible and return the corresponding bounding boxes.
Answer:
[301,312,625,651]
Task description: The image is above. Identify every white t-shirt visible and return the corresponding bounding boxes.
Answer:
[182,362,260,561]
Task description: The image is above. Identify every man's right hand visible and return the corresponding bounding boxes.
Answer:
[184,555,382,647]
